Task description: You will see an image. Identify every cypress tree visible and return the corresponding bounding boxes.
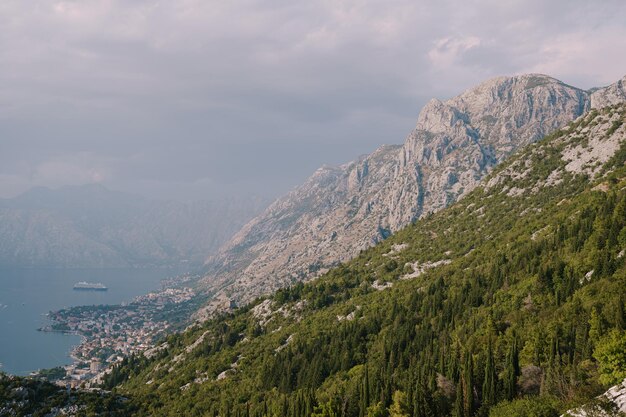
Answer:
[453,380,464,417]
[615,298,625,330]
[413,382,435,417]
[282,395,288,417]
[503,335,519,401]
[360,366,370,417]
[482,341,497,408]
[462,350,474,417]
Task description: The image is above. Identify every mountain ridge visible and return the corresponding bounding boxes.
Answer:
[200,73,626,309]
[0,184,269,268]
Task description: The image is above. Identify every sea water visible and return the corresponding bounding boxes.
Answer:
[0,267,181,375]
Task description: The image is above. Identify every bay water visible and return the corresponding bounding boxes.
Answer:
[0,267,182,375]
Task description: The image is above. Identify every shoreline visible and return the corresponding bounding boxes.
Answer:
[1,272,200,382]
[35,278,200,385]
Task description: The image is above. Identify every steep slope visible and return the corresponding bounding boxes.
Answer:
[203,74,626,306]
[109,103,626,417]
[0,184,268,268]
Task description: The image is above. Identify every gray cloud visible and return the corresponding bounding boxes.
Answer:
[1,0,625,200]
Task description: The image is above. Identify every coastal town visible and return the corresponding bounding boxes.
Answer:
[38,284,201,387]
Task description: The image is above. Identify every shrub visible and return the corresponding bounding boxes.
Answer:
[489,397,559,417]
[593,329,626,385]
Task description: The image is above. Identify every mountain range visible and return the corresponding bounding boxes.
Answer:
[201,73,626,307]
[0,184,268,268]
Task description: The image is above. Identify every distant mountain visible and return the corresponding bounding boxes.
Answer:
[0,184,268,268]
[201,73,626,305]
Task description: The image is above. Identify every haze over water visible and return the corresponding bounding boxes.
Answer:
[0,267,180,375]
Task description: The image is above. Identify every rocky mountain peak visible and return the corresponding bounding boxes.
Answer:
[414,98,467,134]
[449,74,559,113]
[591,74,626,108]
[406,74,589,163]
[199,73,626,310]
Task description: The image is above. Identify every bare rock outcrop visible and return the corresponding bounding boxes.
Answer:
[591,75,626,109]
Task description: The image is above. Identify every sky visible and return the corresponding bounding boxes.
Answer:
[1,0,626,201]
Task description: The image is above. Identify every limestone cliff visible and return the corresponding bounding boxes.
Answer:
[201,74,625,306]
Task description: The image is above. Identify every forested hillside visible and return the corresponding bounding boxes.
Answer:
[95,104,626,417]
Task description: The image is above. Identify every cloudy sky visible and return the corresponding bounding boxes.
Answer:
[1,0,625,201]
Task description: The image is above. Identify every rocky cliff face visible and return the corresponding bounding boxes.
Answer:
[591,75,626,109]
[201,74,625,306]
